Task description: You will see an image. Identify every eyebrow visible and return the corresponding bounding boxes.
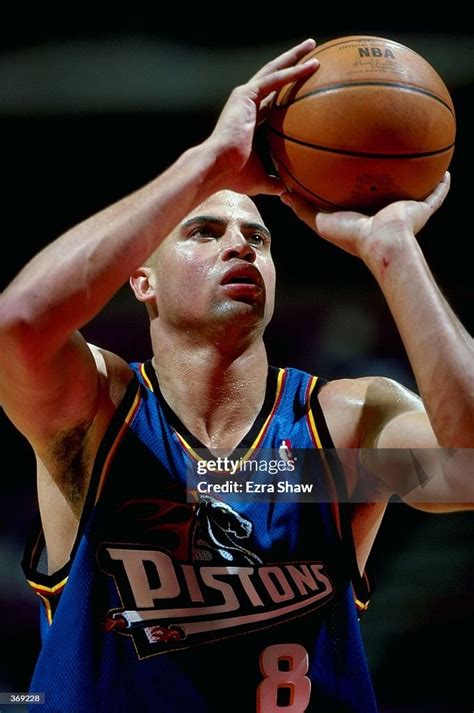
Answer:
[180,215,271,240]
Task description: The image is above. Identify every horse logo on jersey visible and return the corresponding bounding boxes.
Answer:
[98,495,334,659]
[192,496,262,564]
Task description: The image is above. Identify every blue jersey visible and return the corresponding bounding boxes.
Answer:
[23,362,377,713]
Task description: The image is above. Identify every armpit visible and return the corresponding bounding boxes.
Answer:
[47,421,93,509]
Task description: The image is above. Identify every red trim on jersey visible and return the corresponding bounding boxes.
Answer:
[26,576,68,625]
[305,375,342,539]
[94,388,142,505]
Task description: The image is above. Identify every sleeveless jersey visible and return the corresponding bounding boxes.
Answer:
[23,362,377,713]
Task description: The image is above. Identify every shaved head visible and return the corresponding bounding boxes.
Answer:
[131,189,276,339]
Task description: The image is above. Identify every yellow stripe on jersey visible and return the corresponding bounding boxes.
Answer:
[174,430,202,461]
[306,375,342,539]
[36,592,53,625]
[355,597,370,612]
[26,576,68,625]
[251,367,286,454]
[25,383,141,623]
[306,375,323,448]
[174,368,287,463]
[354,570,372,612]
[94,387,142,505]
[140,362,154,392]
[27,576,68,595]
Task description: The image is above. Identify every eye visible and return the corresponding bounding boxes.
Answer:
[189,226,218,240]
[248,233,267,248]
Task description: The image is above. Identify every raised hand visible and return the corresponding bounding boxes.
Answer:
[280,172,451,260]
[207,39,319,196]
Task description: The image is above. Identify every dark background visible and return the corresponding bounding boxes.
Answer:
[0,13,472,713]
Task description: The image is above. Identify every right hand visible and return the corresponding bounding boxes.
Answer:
[280,172,451,262]
[207,39,319,196]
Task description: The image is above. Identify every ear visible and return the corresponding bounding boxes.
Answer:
[129,267,156,304]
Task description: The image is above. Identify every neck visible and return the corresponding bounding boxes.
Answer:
[151,323,269,452]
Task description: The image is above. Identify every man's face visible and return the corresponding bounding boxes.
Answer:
[149,191,276,338]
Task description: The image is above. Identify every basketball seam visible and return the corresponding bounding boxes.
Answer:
[269,150,345,209]
[274,81,455,115]
[267,126,455,159]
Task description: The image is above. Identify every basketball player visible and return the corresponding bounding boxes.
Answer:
[0,38,471,713]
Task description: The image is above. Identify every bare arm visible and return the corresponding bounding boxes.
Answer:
[283,177,472,515]
[0,39,319,445]
[358,178,472,448]
[282,175,473,450]
[320,375,473,512]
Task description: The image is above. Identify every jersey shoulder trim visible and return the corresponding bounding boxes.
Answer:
[306,376,334,449]
[308,378,375,611]
[22,374,142,615]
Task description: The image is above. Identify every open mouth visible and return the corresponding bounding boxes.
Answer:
[225,276,257,285]
[221,266,262,289]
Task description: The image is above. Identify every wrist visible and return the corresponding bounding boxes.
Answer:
[360,224,419,281]
[171,141,230,206]
[189,138,239,197]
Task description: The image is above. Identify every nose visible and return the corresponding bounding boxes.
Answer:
[221,231,256,264]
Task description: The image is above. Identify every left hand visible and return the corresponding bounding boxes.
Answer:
[280,172,451,260]
[207,39,319,197]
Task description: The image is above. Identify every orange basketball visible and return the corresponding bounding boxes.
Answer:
[268,36,456,212]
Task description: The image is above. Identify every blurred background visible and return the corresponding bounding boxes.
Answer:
[0,11,472,713]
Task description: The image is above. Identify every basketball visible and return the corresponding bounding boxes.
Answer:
[267,36,456,212]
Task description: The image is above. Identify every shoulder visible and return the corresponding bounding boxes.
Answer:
[317,375,423,448]
[88,343,135,409]
[39,344,134,474]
